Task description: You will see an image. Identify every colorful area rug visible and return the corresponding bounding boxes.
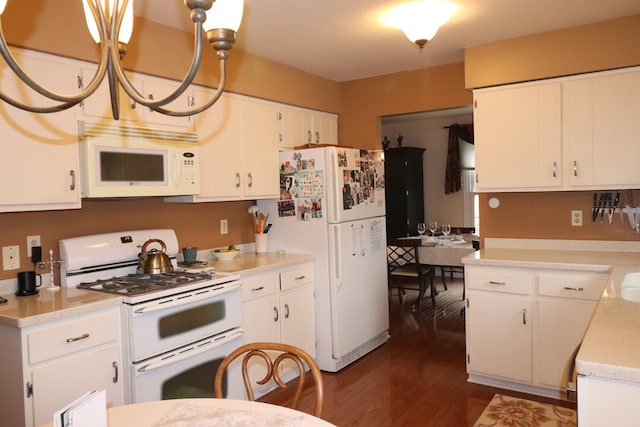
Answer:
[474,394,576,427]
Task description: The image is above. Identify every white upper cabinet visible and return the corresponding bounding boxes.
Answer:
[79,69,193,129]
[79,67,144,123]
[0,49,81,212]
[239,97,281,198]
[474,83,562,191]
[279,105,338,149]
[166,91,280,203]
[474,66,640,192]
[564,69,640,188]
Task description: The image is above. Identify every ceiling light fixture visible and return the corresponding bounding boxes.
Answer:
[0,0,243,120]
[386,1,455,49]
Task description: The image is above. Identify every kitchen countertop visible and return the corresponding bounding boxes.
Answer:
[462,239,640,385]
[0,252,314,329]
[0,287,122,328]
[209,252,315,275]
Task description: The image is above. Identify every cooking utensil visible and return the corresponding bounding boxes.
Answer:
[137,239,174,274]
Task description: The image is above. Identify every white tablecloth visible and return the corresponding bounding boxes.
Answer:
[41,398,335,427]
[418,238,476,267]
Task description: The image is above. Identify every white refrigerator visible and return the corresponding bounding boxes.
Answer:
[257,146,389,372]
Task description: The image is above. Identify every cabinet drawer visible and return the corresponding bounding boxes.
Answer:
[467,267,533,295]
[280,263,314,292]
[241,271,279,302]
[538,271,608,300]
[27,309,120,365]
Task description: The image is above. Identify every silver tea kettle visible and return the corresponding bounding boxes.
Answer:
[137,239,174,274]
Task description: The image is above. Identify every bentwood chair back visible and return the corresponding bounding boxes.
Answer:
[214,342,324,418]
[387,238,436,310]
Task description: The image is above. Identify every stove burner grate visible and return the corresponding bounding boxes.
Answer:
[77,271,214,296]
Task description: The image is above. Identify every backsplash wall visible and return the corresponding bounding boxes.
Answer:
[479,191,640,243]
[0,198,255,281]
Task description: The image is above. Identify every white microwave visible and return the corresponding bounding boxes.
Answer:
[78,121,200,198]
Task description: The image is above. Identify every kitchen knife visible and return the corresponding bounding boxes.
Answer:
[613,190,621,221]
[592,192,599,223]
[596,192,607,223]
[607,192,614,224]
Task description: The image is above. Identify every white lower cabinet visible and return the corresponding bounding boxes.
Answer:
[578,375,640,426]
[0,306,124,427]
[466,267,534,383]
[241,262,316,397]
[465,265,607,398]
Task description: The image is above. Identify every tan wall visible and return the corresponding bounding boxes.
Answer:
[479,192,639,241]
[339,62,472,150]
[465,14,640,89]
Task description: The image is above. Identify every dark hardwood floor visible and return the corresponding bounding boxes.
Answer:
[260,277,576,426]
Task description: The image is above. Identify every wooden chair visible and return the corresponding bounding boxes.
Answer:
[214,342,324,417]
[440,227,476,299]
[387,237,436,311]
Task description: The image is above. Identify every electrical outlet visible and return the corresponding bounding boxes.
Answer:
[27,235,41,257]
[220,219,229,235]
[571,210,583,227]
[2,245,20,270]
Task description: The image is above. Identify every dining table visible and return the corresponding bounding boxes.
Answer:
[40,397,336,427]
[395,235,477,305]
[416,235,477,267]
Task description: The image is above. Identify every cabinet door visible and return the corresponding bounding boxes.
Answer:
[313,111,338,145]
[240,98,280,199]
[242,294,280,344]
[142,78,193,129]
[280,285,316,358]
[0,51,80,212]
[565,69,640,188]
[30,345,123,427]
[536,298,596,389]
[192,91,243,199]
[466,290,532,382]
[279,105,306,149]
[79,67,144,123]
[474,83,562,191]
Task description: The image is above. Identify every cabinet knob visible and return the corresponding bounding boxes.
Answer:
[284,303,290,319]
[573,160,578,177]
[69,170,76,191]
[273,307,279,322]
[522,308,527,325]
[235,173,241,188]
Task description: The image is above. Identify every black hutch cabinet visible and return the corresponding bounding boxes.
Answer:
[383,147,425,239]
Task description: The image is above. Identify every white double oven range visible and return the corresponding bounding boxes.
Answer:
[59,229,244,404]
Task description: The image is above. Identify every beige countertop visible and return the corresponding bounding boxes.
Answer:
[0,287,122,328]
[0,252,314,329]
[209,252,315,275]
[461,239,640,385]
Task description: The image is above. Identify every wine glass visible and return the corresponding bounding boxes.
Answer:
[429,221,438,238]
[442,224,451,241]
[417,223,426,237]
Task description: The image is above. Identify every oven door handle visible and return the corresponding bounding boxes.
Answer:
[133,282,241,314]
[135,329,243,373]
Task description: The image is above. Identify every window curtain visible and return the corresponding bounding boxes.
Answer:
[444,123,474,194]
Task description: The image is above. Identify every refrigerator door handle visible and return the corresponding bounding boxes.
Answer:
[329,150,341,222]
[332,225,343,288]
